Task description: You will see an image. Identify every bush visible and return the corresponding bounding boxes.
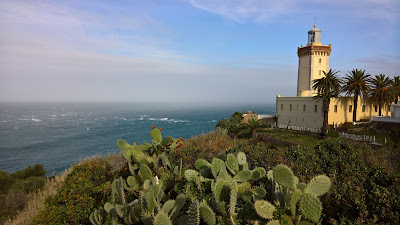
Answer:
[230,111,244,124]
[11,164,46,180]
[215,118,232,129]
[31,157,117,225]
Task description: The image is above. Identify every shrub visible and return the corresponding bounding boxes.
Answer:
[31,157,117,225]
[11,164,46,180]
[230,111,244,124]
[216,118,232,129]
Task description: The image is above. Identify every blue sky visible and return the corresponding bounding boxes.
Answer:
[0,0,399,103]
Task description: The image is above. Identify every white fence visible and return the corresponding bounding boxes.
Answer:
[272,124,321,133]
[371,116,400,123]
[339,132,377,143]
[271,124,385,145]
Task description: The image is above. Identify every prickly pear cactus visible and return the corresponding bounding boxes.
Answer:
[254,200,276,219]
[89,207,104,225]
[227,153,239,172]
[236,152,247,165]
[273,164,295,189]
[154,210,172,225]
[252,187,267,198]
[195,159,211,170]
[267,220,280,225]
[290,189,302,216]
[251,167,266,180]
[304,175,331,196]
[233,170,252,182]
[187,200,200,225]
[200,200,216,225]
[299,193,322,223]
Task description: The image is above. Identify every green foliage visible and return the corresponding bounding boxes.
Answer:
[200,200,216,225]
[0,164,47,223]
[31,159,113,225]
[216,118,232,129]
[230,112,244,124]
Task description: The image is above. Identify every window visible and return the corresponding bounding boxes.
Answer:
[290,104,292,111]
[375,105,378,112]
[314,105,317,112]
[319,58,322,64]
[362,105,365,112]
[349,105,353,112]
[334,105,337,112]
[303,105,306,112]
[281,104,283,111]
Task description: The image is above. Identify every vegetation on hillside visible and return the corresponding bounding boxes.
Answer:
[0,164,47,223]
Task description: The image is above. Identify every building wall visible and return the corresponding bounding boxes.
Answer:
[276,96,324,129]
[276,96,391,129]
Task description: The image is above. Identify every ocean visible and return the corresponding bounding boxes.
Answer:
[0,102,275,176]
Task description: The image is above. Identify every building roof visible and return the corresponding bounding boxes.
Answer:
[308,24,321,33]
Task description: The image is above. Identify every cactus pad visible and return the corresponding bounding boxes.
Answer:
[252,187,267,198]
[162,200,176,215]
[304,175,331,196]
[200,200,216,225]
[150,128,162,142]
[251,167,266,180]
[187,200,200,225]
[299,193,322,223]
[195,159,211,170]
[161,136,174,147]
[290,189,302,216]
[185,169,199,182]
[211,158,223,178]
[236,152,247,165]
[117,139,130,150]
[229,180,238,215]
[139,164,153,182]
[227,153,239,172]
[267,220,280,225]
[297,182,307,192]
[233,170,252,182]
[273,164,295,189]
[254,200,276,219]
[154,210,172,225]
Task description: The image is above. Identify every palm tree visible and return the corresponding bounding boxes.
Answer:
[370,74,395,116]
[391,76,400,104]
[248,118,262,138]
[312,69,342,137]
[342,69,371,123]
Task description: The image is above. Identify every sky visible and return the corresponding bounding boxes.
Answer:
[0,0,399,103]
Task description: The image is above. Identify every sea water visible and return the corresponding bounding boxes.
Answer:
[0,102,275,175]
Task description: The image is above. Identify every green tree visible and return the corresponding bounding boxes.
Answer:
[216,118,232,129]
[230,112,244,124]
[391,76,400,104]
[247,118,262,138]
[370,74,395,116]
[342,69,371,123]
[312,69,342,137]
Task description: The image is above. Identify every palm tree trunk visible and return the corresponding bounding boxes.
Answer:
[379,105,382,116]
[353,95,358,123]
[321,99,330,137]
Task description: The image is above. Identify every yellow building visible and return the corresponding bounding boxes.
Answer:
[276,24,390,129]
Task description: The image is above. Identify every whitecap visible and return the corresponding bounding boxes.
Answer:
[120,118,127,121]
[139,118,144,120]
[87,128,91,131]
[149,118,157,121]
[2,121,7,123]
[160,118,168,121]
[32,118,42,122]
[211,120,217,122]
[13,127,18,129]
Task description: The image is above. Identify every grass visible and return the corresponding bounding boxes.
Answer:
[258,128,321,148]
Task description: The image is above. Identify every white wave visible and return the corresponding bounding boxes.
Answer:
[32,118,42,122]
[49,114,57,117]
[18,118,30,121]
[139,118,144,120]
[160,118,168,121]
[13,127,18,129]
[211,120,217,122]
[2,121,7,123]
[120,118,127,121]
[87,128,91,131]
[149,118,157,121]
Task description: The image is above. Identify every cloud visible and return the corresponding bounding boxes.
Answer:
[188,0,399,24]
